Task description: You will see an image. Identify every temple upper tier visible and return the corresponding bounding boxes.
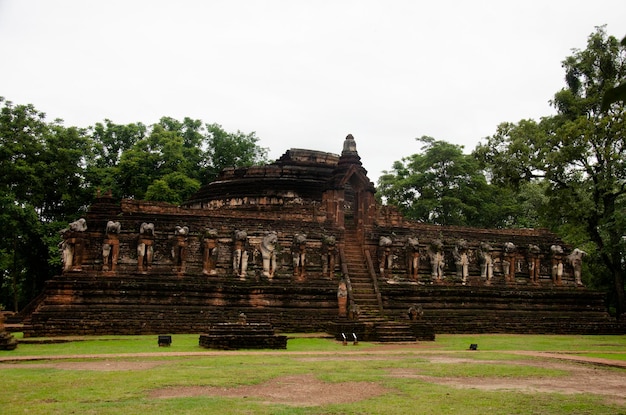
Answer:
[183,134,374,210]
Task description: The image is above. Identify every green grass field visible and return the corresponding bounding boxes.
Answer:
[2,333,626,414]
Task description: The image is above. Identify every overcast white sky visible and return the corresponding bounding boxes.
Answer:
[1,1,625,184]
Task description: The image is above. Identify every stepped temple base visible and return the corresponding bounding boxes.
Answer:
[19,136,625,338]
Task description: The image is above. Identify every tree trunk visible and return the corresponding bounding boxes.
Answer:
[599,194,625,319]
[612,255,626,319]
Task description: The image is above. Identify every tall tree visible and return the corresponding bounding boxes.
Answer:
[0,99,270,309]
[156,116,205,182]
[85,119,147,198]
[0,98,91,309]
[144,172,200,205]
[115,120,267,202]
[204,123,268,183]
[475,27,626,317]
[0,98,47,206]
[602,35,626,110]
[378,136,521,227]
[116,123,194,200]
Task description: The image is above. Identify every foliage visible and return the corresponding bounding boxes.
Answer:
[474,27,626,316]
[0,99,90,309]
[85,119,147,197]
[377,136,533,228]
[204,123,269,182]
[108,120,267,201]
[0,97,267,310]
[117,124,191,200]
[144,172,201,205]
[601,35,626,110]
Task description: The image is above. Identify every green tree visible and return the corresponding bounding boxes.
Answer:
[0,98,90,309]
[378,136,521,227]
[475,27,626,317]
[116,124,190,200]
[204,123,268,183]
[602,35,626,110]
[90,119,147,169]
[115,119,267,202]
[156,116,205,182]
[144,172,200,205]
[85,119,147,197]
[0,99,270,309]
[0,194,42,311]
[0,98,47,206]
[37,122,92,221]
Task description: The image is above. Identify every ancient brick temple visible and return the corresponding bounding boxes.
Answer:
[23,135,624,338]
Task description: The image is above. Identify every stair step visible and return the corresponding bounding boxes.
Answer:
[375,321,417,342]
[343,227,382,320]
[377,336,417,342]
[377,325,411,331]
[350,287,375,293]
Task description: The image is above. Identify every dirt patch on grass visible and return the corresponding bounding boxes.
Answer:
[149,374,391,407]
[0,360,165,371]
[296,354,414,362]
[388,355,626,405]
[4,348,626,406]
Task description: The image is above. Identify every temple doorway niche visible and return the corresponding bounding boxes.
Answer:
[322,134,377,234]
[343,183,356,227]
[340,169,376,240]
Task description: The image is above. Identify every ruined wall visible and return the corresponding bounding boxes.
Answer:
[24,194,623,337]
[25,197,345,337]
[365,222,576,287]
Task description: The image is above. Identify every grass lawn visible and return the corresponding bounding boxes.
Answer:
[2,333,626,414]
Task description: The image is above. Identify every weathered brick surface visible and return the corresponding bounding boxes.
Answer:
[199,323,287,350]
[22,143,626,337]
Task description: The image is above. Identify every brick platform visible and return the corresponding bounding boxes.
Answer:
[20,137,625,338]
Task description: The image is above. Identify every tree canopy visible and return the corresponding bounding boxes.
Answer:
[474,26,626,317]
[377,136,532,228]
[378,27,625,317]
[0,100,267,311]
[601,35,626,111]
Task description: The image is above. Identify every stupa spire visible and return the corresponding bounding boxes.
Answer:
[342,134,357,155]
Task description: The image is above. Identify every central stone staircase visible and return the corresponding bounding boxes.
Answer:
[342,224,381,319]
[337,223,421,342]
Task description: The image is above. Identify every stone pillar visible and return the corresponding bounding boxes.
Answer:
[453,239,469,285]
[292,233,307,281]
[479,242,493,284]
[428,239,445,283]
[61,218,87,272]
[233,230,249,280]
[171,226,189,274]
[568,248,587,286]
[102,221,121,272]
[137,222,155,273]
[260,231,278,279]
[503,242,516,282]
[337,279,348,317]
[378,236,393,278]
[406,237,420,281]
[202,228,219,276]
[527,244,542,285]
[551,245,564,285]
[321,235,337,279]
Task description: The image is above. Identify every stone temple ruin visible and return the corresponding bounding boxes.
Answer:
[20,134,625,341]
